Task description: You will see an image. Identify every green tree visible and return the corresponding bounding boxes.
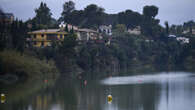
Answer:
[0,9,7,51]
[10,20,26,54]
[143,5,158,18]
[118,10,142,29]
[60,33,77,57]
[69,10,84,26]
[65,24,69,32]
[165,21,169,35]
[83,4,105,28]
[60,1,75,23]
[34,2,52,28]
[113,24,127,34]
[141,5,160,37]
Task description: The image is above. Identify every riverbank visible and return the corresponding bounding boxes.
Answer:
[0,50,60,103]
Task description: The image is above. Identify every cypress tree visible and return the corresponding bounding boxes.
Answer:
[65,24,69,32]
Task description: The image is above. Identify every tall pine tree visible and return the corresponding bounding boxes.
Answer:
[34,2,52,28]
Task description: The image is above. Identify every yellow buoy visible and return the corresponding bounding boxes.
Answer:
[1,93,6,103]
[107,94,112,103]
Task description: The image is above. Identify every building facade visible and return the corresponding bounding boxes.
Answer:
[27,29,68,47]
[99,25,112,36]
[76,28,101,41]
[176,37,189,44]
[27,23,103,47]
[127,26,141,35]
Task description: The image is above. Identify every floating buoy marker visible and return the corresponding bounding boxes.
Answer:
[84,80,87,86]
[1,93,6,103]
[107,94,112,103]
[44,79,48,83]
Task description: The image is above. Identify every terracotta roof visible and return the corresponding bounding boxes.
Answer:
[99,25,112,29]
[28,29,67,34]
[31,29,60,33]
[77,28,98,33]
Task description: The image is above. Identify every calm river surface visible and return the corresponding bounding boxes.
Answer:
[1,71,195,110]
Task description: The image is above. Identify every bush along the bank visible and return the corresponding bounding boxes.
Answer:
[0,50,59,85]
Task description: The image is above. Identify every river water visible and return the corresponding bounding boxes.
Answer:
[1,71,195,110]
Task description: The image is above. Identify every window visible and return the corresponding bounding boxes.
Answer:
[34,35,36,39]
[41,41,44,47]
[60,34,63,39]
[47,34,58,40]
[41,34,44,38]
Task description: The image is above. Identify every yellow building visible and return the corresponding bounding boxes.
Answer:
[27,29,68,47]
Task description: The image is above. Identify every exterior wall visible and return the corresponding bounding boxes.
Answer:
[99,25,112,36]
[128,29,141,35]
[32,34,47,41]
[30,33,66,47]
[76,32,81,40]
[176,37,189,44]
[76,32,90,41]
[57,34,65,41]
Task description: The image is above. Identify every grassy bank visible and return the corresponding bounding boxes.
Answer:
[0,50,60,103]
[0,50,59,83]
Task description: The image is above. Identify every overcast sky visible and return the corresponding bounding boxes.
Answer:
[0,0,195,25]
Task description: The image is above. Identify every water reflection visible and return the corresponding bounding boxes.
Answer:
[101,72,192,85]
[1,72,195,110]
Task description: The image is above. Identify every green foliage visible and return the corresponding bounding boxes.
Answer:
[60,33,77,57]
[118,10,142,29]
[0,19,7,51]
[34,2,52,26]
[113,24,127,35]
[0,17,26,53]
[165,21,169,35]
[139,5,161,37]
[83,4,105,28]
[65,24,69,32]
[184,56,195,71]
[60,1,75,23]
[143,5,158,18]
[0,50,59,80]
[11,20,27,53]
[59,2,105,28]
[26,2,57,30]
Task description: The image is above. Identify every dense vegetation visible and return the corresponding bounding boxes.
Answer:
[1,1,195,81]
[0,50,59,84]
[0,8,59,85]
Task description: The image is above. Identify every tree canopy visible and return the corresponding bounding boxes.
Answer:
[60,1,75,23]
[118,10,142,29]
[143,5,158,18]
[34,2,52,26]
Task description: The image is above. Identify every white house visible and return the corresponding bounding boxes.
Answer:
[127,26,141,35]
[59,22,78,31]
[76,28,100,41]
[59,23,103,41]
[99,25,112,36]
[176,37,189,44]
[182,29,195,35]
[168,34,177,38]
